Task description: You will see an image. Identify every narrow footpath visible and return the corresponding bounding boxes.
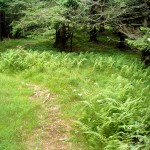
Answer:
[26,84,72,150]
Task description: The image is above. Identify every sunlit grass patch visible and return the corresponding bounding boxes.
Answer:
[0,74,40,150]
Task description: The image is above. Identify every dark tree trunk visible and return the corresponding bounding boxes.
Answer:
[90,26,98,42]
[0,11,10,40]
[70,32,73,52]
[0,11,3,41]
[118,32,125,49]
[89,0,98,42]
[1,12,7,37]
[141,50,150,66]
[54,24,68,51]
[5,13,13,38]
[99,0,105,33]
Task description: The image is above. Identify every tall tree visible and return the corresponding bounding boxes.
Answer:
[98,0,105,33]
[10,0,83,51]
[89,0,99,42]
[0,1,7,40]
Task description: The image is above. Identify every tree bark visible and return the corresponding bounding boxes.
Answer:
[90,26,98,42]
[118,32,125,49]
[54,24,68,51]
[0,10,10,40]
[70,32,73,52]
[1,12,7,37]
[0,11,3,41]
[141,50,150,66]
[99,0,105,33]
[89,0,98,42]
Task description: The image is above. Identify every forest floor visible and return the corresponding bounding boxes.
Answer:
[0,33,149,150]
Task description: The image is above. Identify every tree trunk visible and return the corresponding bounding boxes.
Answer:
[0,11,3,41]
[90,26,98,42]
[141,50,150,66]
[1,12,7,37]
[99,0,105,33]
[118,32,125,49]
[54,24,67,51]
[70,32,73,52]
[5,13,13,38]
[0,10,9,40]
[89,0,98,42]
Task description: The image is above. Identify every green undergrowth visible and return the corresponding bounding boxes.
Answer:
[0,38,52,53]
[0,35,149,150]
[0,74,40,150]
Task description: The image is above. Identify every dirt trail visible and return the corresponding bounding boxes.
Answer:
[26,84,72,150]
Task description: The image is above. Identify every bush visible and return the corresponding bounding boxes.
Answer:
[127,27,150,52]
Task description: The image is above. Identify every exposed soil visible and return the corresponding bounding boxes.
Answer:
[26,84,72,150]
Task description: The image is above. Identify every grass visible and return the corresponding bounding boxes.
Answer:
[0,38,52,52]
[0,33,149,149]
[0,74,40,150]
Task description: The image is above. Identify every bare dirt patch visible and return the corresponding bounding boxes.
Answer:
[26,84,72,150]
